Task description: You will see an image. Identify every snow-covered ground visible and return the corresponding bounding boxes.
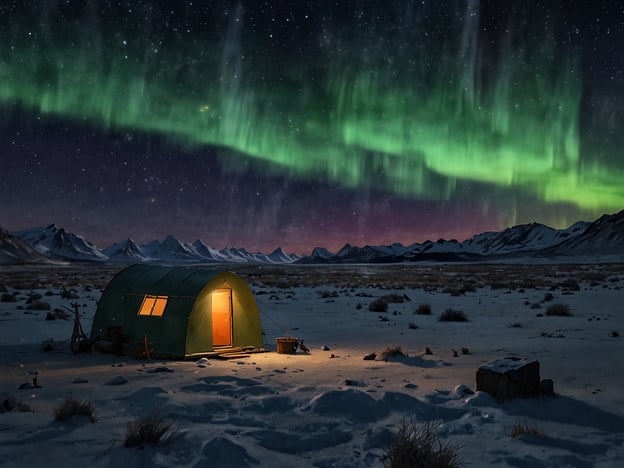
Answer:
[0,264,623,467]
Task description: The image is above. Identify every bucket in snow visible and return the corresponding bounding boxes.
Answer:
[276,337,298,354]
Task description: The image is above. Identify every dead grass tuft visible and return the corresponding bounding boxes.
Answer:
[415,303,432,315]
[369,298,389,312]
[27,300,51,311]
[125,409,175,448]
[380,345,406,360]
[54,397,96,422]
[545,303,572,316]
[1,396,31,413]
[384,418,463,468]
[559,278,580,291]
[439,308,468,322]
[510,420,545,438]
[1,292,17,302]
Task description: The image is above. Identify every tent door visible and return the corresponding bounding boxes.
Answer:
[212,289,232,347]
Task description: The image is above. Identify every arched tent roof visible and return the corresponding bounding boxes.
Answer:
[90,264,263,358]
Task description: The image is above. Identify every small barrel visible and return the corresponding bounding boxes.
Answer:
[275,337,298,354]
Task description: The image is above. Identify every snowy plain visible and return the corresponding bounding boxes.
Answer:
[0,263,623,467]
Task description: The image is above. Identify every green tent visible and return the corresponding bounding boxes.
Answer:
[90,264,263,358]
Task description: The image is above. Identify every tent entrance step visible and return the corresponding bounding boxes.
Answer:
[185,346,268,360]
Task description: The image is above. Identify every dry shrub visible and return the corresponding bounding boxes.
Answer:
[439,308,468,322]
[380,294,407,303]
[380,345,406,360]
[369,298,389,312]
[543,292,554,302]
[510,420,545,438]
[1,292,17,302]
[1,396,31,413]
[46,308,73,320]
[415,303,432,315]
[125,409,175,448]
[60,288,79,299]
[407,322,418,330]
[442,286,459,296]
[26,293,42,303]
[0,293,17,302]
[560,278,580,291]
[384,419,463,468]
[545,303,571,316]
[54,397,96,422]
[28,300,51,311]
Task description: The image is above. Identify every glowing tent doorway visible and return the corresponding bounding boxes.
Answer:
[90,265,263,358]
[211,288,232,347]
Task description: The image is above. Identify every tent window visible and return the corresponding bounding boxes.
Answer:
[138,295,168,317]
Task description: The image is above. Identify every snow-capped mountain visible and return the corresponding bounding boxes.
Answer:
[141,235,202,262]
[13,224,107,262]
[103,239,147,262]
[541,210,624,257]
[296,212,623,263]
[13,225,300,265]
[192,240,230,262]
[461,221,590,256]
[309,247,335,260]
[265,247,301,264]
[10,210,623,265]
[219,247,265,263]
[0,227,49,264]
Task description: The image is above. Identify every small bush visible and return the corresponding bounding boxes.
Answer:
[530,303,542,309]
[380,345,406,360]
[369,298,389,312]
[46,308,72,320]
[415,303,432,315]
[408,322,418,330]
[318,290,338,299]
[545,303,571,316]
[560,278,580,291]
[60,289,79,299]
[508,322,523,328]
[439,308,468,322]
[380,294,407,303]
[442,286,463,296]
[543,292,554,302]
[26,293,42,303]
[1,292,17,302]
[125,409,175,448]
[510,421,544,438]
[27,300,51,311]
[1,396,31,413]
[384,418,463,468]
[54,397,96,422]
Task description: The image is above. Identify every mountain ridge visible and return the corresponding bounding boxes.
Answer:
[5,209,624,264]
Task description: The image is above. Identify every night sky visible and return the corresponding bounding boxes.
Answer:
[2,1,623,254]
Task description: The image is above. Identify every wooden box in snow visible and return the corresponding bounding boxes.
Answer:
[476,357,540,400]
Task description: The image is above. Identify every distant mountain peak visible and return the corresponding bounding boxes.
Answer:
[296,212,623,263]
[0,226,50,264]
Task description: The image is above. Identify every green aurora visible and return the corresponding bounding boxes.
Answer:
[1,1,622,217]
